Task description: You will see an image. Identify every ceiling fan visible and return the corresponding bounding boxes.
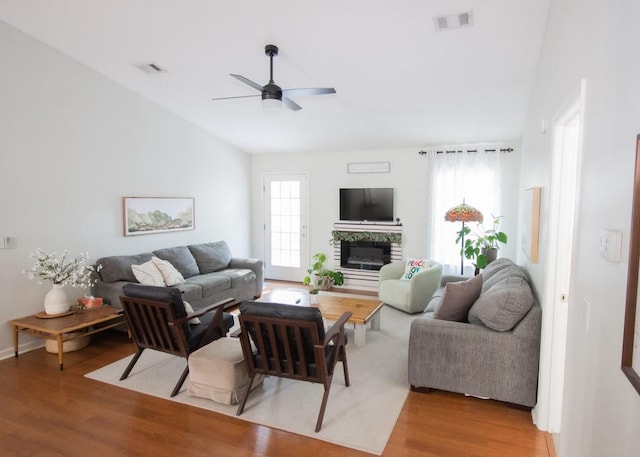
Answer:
[211,44,336,111]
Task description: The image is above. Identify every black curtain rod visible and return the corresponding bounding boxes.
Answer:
[418,147,513,155]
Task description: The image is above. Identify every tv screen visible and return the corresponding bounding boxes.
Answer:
[340,188,394,222]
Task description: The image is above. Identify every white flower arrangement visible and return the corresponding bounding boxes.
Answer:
[24,249,101,289]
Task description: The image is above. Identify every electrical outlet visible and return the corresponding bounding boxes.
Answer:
[599,229,622,262]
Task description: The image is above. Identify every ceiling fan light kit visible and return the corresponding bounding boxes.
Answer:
[212,44,336,111]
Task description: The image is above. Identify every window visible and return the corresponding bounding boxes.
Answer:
[425,149,505,275]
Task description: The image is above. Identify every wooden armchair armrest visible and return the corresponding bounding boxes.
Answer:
[323,311,352,346]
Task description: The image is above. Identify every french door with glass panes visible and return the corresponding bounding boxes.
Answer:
[264,174,308,281]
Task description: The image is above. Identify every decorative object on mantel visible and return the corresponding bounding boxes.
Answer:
[456,214,508,273]
[24,249,101,315]
[331,230,402,246]
[303,253,344,303]
[444,200,484,274]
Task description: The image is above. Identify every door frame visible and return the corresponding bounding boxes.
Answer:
[262,172,309,281]
[533,79,586,433]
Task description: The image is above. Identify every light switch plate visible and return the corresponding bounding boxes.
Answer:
[599,229,622,263]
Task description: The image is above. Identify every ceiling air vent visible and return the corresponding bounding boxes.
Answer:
[434,10,473,31]
[136,63,167,74]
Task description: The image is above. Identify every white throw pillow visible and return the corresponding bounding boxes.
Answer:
[183,301,201,324]
[402,259,428,280]
[131,260,165,287]
[151,256,186,286]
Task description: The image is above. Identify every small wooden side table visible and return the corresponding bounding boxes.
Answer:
[9,305,126,370]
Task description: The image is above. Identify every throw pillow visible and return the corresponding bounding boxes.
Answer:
[131,260,165,287]
[183,301,202,325]
[188,241,233,273]
[402,259,428,280]
[480,258,515,283]
[433,275,483,322]
[467,277,534,331]
[97,253,154,283]
[151,256,186,286]
[152,246,200,278]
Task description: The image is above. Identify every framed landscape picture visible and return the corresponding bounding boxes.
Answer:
[123,197,195,236]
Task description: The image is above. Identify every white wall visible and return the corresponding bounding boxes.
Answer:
[251,145,520,275]
[520,0,640,455]
[0,21,252,356]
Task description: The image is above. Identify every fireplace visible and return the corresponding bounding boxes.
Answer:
[340,240,391,271]
[332,222,403,292]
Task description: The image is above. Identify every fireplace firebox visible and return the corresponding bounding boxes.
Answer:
[340,240,391,271]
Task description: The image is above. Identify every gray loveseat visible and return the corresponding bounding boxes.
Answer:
[92,241,263,310]
[408,258,541,408]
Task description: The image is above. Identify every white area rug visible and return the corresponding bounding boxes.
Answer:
[85,303,413,455]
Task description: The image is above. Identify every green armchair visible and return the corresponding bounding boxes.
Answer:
[378,260,443,313]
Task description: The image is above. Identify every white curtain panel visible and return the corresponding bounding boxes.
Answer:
[424,147,505,275]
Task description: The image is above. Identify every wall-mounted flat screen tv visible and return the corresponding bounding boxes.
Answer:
[340,188,394,222]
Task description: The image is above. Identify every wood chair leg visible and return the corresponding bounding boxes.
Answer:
[340,347,350,386]
[315,382,333,433]
[236,374,256,416]
[119,349,144,381]
[170,364,189,398]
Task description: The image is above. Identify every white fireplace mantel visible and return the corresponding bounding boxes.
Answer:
[332,222,403,292]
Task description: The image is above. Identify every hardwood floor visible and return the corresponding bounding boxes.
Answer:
[1,327,552,457]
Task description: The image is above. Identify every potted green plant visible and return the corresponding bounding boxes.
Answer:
[456,215,508,270]
[302,253,344,300]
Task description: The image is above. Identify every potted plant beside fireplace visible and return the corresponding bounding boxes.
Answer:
[303,253,344,302]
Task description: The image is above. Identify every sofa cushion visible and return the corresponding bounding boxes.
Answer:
[97,253,154,283]
[131,259,165,286]
[433,274,482,322]
[188,241,233,273]
[482,264,528,293]
[170,282,203,302]
[209,269,256,287]
[153,246,200,278]
[468,277,534,331]
[481,258,516,283]
[151,256,186,286]
[186,273,232,298]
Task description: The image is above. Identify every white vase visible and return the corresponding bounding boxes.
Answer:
[309,292,319,305]
[44,284,71,315]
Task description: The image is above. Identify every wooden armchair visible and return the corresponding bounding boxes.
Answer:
[236,301,352,432]
[119,284,235,397]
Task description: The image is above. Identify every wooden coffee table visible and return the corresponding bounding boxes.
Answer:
[258,289,383,347]
[9,305,126,370]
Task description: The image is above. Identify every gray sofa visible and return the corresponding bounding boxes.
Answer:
[408,258,541,408]
[92,241,263,310]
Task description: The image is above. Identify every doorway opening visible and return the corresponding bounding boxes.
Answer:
[534,80,585,434]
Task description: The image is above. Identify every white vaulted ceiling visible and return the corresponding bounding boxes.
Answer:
[0,0,550,154]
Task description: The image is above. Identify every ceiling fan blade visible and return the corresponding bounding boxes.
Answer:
[282,87,336,98]
[211,94,261,101]
[230,74,264,92]
[283,97,303,111]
